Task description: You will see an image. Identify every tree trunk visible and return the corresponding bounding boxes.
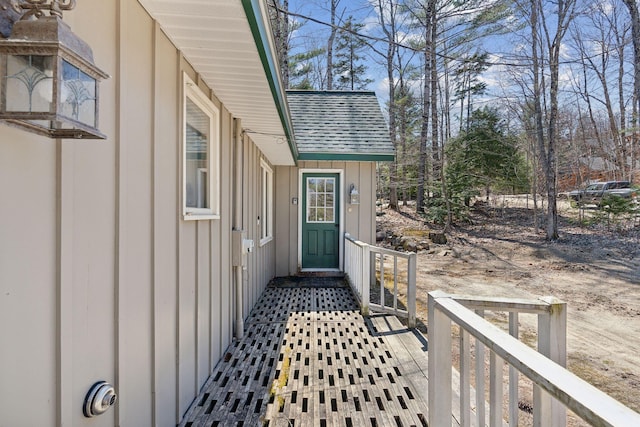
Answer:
[327,0,338,90]
[431,3,440,199]
[417,2,433,214]
[378,0,398,210]
[624,0,640,182]
[531,0,557,239]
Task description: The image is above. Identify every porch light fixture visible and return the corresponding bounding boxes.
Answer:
[0,0,109,139]
[349,183,360,205]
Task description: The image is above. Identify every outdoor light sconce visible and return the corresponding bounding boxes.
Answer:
[0,0,109,139]
[349,183,360,205]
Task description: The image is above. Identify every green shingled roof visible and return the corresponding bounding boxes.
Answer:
[286,91,395,162]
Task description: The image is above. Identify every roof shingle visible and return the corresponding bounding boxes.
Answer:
[286,91,395,161]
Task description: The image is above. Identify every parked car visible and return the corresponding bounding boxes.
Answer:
[568,181,637,206]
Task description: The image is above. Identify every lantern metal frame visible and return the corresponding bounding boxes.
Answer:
[0,0,109,139]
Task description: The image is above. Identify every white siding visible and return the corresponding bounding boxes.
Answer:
[0,1,279,426]
[0,128,58,427]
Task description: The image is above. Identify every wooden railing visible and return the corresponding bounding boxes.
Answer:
[344,233,417,327]
[428,291,640,427]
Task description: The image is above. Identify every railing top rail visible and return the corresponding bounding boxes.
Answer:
[429,291,640,427]
[453,295,564,314]
[344,233,367,247]
[370,245,415,259]
[344,233,415,260]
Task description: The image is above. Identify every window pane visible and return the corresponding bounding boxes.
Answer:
[326,207,334,222]
[326,179,334,193]
[307,207,316,222]
[326,193,334,208]
[185,98,209,209]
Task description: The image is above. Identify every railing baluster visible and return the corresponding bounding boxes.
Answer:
[509,312,519,427]
[490,351,504,427]
[476,309,486,427]
[361,243,370,316]
[393,255,398,311]
[407,253,416,328]
[460,329,471,427]
[379,253,385,307]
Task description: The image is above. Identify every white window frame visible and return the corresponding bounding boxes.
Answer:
[182,73,220,220]
[260,158,274,245]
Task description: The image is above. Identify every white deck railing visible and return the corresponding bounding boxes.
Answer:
[344,233,417,327]
[428,291,640,427]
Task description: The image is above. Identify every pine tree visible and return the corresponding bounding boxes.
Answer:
[333,17,373,90]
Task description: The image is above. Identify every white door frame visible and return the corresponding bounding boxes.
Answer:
[298,168,344,272]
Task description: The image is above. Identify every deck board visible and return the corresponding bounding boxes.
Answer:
[180,278,431,427]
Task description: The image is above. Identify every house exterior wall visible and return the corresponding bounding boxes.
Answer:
[0,2,276,426]
[274,161,377,276]
[242,133,277,320]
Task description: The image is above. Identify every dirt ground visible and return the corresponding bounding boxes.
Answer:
[376,196,640,423]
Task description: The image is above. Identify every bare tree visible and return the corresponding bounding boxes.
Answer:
[416,0,435,214]
[623,0,640,181]
[326,0,341,90]
[571,1,632,181]
[376,0,400,209]
[269,0,291,88]
[528,0,578,240]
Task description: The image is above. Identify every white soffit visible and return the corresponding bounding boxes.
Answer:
[138,0,294,165]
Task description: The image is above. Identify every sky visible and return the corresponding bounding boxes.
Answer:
[280,0,636,133]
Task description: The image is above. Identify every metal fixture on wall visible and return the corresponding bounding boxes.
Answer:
[83,380,117,417]
[349,183,360,205]
[0,0,109,139]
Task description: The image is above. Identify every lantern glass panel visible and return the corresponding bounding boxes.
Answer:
[61,60,96,126]
[5,55,54,113]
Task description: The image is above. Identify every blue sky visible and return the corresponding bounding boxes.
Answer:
[281,0,636,133]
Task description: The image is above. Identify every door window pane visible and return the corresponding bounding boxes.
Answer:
[306,177,336,223]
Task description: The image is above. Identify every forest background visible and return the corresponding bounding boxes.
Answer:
[267,0,640,240]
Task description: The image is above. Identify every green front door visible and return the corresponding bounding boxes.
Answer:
[302,173,340,269]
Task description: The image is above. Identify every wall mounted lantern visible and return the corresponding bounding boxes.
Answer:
[349,183,360,205]
[0,0,109,139]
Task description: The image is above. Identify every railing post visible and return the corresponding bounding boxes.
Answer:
[536,297,567,427]
[361,243,370,317]
[428,292,452,427]
[407,253,417,328]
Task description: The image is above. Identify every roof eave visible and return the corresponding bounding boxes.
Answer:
[241,0,298,164]
[297,153,395,162]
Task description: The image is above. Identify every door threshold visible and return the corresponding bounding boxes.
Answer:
[298,270,345,278]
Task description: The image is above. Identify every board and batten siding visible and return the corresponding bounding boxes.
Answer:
[274,161,376,276]
[0,1,275,426]
[242,134,277,317]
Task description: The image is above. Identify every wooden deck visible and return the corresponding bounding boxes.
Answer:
[180,277,431,427]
